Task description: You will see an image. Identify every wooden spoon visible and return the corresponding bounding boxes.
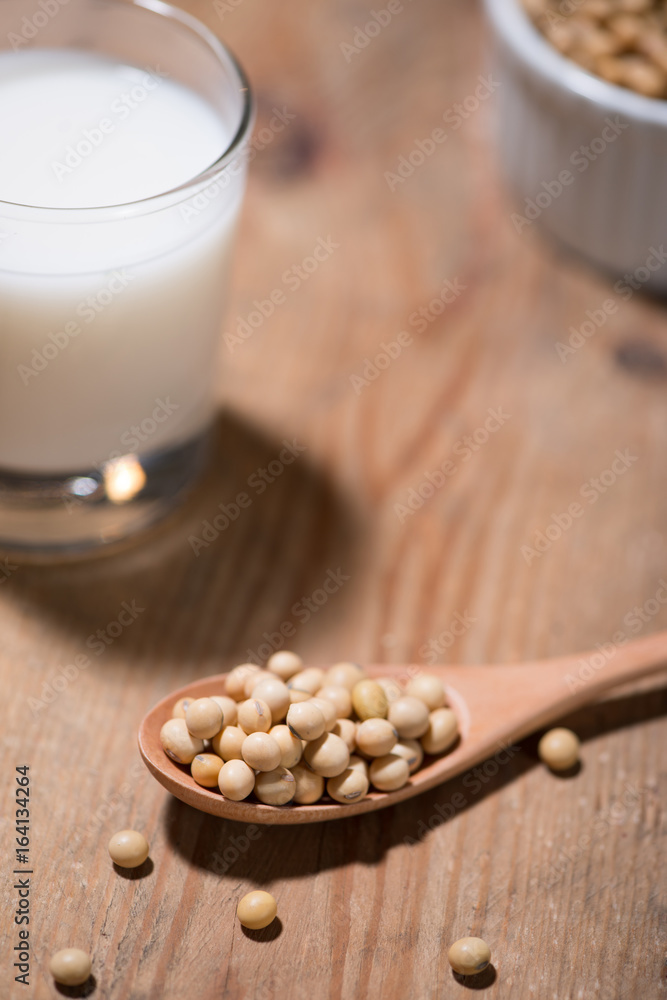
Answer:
[137,630,667,825]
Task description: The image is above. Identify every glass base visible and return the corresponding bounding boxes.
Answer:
[0,430,211,558]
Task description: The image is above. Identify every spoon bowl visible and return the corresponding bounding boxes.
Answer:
[138,631,667,824]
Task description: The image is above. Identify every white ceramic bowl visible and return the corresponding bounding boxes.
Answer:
[484,0,667,293]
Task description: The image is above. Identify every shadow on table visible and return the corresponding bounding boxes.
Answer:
[55,976,97,998]
[452,965,497,990]
[112,858,154,880]
[241,918,283,943]
[4,408,362,669]
[164,683,667,882]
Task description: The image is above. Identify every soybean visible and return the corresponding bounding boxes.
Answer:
[448,937,491,976]
[392,739,424,774]
[288,667,325,695]
[171,696,194,720]
[242,732,281,772]
[237,698,272,734]
[209,695,238,727]
[225,664,261,701]
[288,687,312,704]
[254,766,296,805]
[213,725,245,761]
[327,767,370,803]
[218,759,255,800]
[287,701,326,741]
[324,661,365,691]
[421,708,459,755]
[376,677,404,704]
[269,724,303,768]
[347,754,370,777]
[108,830,149,868]
[352,679,388,720]
[355,718,398,757]
[316,684,352,719]
[191,753,224,788]
[309,695,338,731]
[388,696,430,739]
[369,753,410,791]
[406,674,447,711]
[538,727,580,771]
[185,698,224,740]
[331,717,357,751]
[291,762,325,803]
[49,949,92,987]
[303,732,350,777]
[160,718,204,764]
[250,676,290,722]
[237,890,277,929]
[267,650,303,680]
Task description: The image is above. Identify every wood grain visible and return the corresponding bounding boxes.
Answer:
[2,0,667,998]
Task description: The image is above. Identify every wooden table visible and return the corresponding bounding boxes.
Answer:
[3,1,667,997]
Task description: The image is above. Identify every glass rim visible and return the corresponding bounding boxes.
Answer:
[0,0,255,218]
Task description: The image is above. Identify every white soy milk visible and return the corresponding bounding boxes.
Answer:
[0,50,243,473]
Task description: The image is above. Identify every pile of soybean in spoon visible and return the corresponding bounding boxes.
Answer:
[159,653,459,805]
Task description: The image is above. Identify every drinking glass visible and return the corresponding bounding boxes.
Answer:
[0,0,254,554]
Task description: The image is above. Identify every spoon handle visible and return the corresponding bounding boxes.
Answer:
[440,628,667,757]
[532,626,667,713]
[555,626,667,693]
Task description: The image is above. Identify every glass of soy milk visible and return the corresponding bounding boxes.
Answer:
[0,0,254,554]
